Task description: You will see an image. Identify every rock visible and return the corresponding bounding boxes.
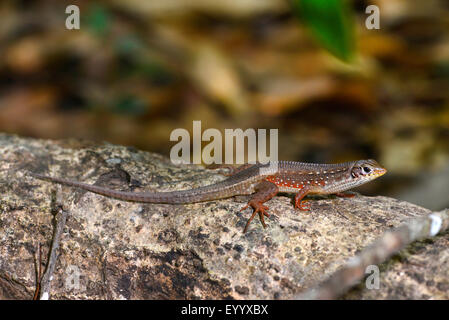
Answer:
[0,133,447,299]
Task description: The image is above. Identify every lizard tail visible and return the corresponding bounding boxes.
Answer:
[30,172,242,204]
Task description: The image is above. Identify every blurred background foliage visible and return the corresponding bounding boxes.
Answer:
[0,0,448,210]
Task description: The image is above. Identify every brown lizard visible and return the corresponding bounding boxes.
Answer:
[31,159,387,232]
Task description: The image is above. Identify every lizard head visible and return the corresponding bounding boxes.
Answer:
[350,159,387,182]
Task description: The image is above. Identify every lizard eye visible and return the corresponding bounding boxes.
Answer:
[362,166,372,174]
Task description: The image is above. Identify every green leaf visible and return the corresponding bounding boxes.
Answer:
[86,4,110,37]
[114,95,148,115]
[291,0,356,62]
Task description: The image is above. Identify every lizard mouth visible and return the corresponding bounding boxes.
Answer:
[371,167,387,178]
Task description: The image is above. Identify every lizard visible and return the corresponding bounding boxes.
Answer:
[31,159,387,233]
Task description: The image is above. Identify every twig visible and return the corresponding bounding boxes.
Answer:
[294,209,449,300]
[32,243,43,300]
[34,186,69,300]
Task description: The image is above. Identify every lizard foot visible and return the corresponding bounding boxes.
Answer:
[295,199,311,211]
[240,200,270,233]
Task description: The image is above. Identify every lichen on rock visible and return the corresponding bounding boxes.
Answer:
[0,133,447,299]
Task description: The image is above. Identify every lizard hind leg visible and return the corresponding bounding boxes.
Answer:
[335,192,355,198]
[239,180,279,233]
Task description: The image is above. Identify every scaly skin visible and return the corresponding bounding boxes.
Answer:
[31,159,387,232]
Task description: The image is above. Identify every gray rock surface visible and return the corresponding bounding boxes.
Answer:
[0,133,447,299]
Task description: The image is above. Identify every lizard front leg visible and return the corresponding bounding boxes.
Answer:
[240,180,278,233]
[294,187,311,210]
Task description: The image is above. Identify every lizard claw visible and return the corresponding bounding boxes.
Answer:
[295,200,311,211]
[241,200,271,233]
